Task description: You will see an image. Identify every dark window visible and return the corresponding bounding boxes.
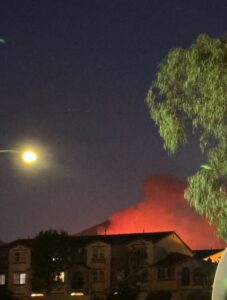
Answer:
[181,268,190,286]
[14,251,26,264]
[157,268,165,280]
[71,272,84,290]
[92,270,104,282]
[157,267,174,280]
[141,270,149,282]
[92,247,105,261]
[193,268,203,285]
[78,248,84,256]
[167,267,174,280]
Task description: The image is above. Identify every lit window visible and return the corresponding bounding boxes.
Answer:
[13,272,26,285]
[0,274,5,285]
[53,271,65,283]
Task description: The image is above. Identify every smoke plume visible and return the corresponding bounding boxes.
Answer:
[96,175,225,249]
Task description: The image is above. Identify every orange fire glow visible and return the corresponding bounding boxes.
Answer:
[97,175,226,249]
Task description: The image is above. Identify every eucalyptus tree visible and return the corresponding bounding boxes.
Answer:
[146,34,227,240]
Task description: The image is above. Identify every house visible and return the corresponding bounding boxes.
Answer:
[0,231,218,300]
[150,252,215,300]
[193,249,224,263]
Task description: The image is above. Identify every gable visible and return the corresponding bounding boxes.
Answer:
[156,232,193,257]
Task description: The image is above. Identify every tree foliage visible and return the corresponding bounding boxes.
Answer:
[31,229,69,292]
[0,289,17,300]
[146,34,227,240]
[107,248,148,300]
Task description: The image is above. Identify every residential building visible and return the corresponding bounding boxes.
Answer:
[0,232,219,300]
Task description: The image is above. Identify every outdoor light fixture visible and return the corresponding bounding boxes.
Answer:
[30,293,44,297]
[22,150,37,164]
[0,148,38,165]
[70,292,84,296]
[0,143,51,174]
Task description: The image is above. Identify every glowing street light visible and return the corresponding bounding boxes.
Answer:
[0,143,51,173]
[0,148,38,166]
[22,150,37,164]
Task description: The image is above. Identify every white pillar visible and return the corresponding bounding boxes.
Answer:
[212,248,227,300]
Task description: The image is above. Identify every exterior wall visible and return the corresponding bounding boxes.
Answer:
[110,243,128,289]
[127,239,154,264]
[8,245,32,298]
[150,258,212,300]
[86,241,111,297]
[68,264,90,295]
[156,233,193,258]
[126,239,154,293]
[0,246,8,289]
[175,259,206,291]
[150,271,178,291]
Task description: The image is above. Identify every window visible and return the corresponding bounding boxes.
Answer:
[181,268,190,286]
[0,274,5,285]
[92,246,105,261]
[157,267,175,280]
[193,268,203,285]
[92,270,104,282]
[14,251,26,264]
[13,273,26,285]
[53,271,65,283]
[141,270,149,282]
[129,247,147,269]
[167,267,175,280]
[157,268,165,280]
[71,272,84,290]
[77,247,84,256]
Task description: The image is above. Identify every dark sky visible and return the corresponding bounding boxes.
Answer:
[0,0,226,242]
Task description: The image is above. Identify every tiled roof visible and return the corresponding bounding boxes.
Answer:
[0,231,174,249]
[72,231,174,245]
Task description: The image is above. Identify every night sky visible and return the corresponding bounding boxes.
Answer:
[1,0,227,243]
